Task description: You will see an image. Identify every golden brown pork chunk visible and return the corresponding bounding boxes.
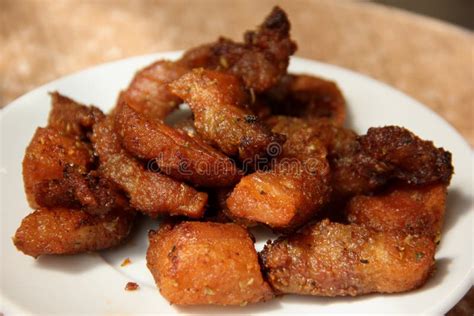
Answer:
[48,92,104,139]
[120,60,189,120]
[13,208,134,258]
[261,220,435,296]
[91,117,207,218]
[23,127,94,209]
[346,184,447,241]
[226,116,331,231]
[170,69,285,162]
[179,6,296,92]
[146,221,273,305]
[262,74,346,125]
[114,102,241,187]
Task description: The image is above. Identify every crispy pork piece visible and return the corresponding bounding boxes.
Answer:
[119,60,189,120]
[179,6,296,92]
[22,127,94,209]
[261,219,435,296]
[13,208,134,258]
[226,116,331,231]
[91,117,207,218]
[262,74,346,125]
[291,119,453,198]
[48,92,104,139]
[33,166,130,215]
[346,184,447,241]
[360,126,453,186]
[114,102,241,187]
[170,69,285,162]
[146,221,273,305]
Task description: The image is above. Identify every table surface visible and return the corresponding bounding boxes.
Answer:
[0,0,472,314]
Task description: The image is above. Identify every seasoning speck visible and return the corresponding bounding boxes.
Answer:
[360,259,369,264]
[125,282,139,291]
[415,252,424,261]
[121,257,132,267]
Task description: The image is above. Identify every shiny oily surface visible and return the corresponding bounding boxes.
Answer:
[0,52,472,314]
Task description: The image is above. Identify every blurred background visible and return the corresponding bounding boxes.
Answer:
[0,0,472,314]
[1,1,472,150]
[373,0,473,29]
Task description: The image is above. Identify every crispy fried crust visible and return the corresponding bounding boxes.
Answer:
[263,74,346,125]
[227,116,331,231]
[91,117,207,218]
[114,102,241,187]
[346,184,447,241]
[13,208,135,258]
[360,126,453,185]
[260,220,435,296]
[146,222,273,305]
[33,166,130,215]
[23,127,94,209]
[299,121,453,198]
[179,6,296,92]
[170,69,285,162]
[48,92,105,139]
[119,60,189,119]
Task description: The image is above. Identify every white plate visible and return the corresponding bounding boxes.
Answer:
[1,52,472,315]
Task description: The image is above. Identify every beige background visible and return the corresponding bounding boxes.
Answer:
[0,0,472,313]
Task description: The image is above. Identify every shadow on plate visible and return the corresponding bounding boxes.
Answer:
[35,253,102,274]
[442,188,472,238]
[175,296,283,314]
[421,257,452,291]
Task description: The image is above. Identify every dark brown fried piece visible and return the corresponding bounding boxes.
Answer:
[91,117,207,218]
[226,116,331,231]
[261,219,435,296]
[48,92,105,139]
[262,74,346,125]
[170,68,285,162]
[114,102,241,187]
[33,166,130,215]
[146,221,273,305]
[360,126,453,185]
[297,120,453,198]
[13,208,134,258]
[23,127,94,209]
[346,184,447,241]
[179,6,296,92]
[119,60,189,120]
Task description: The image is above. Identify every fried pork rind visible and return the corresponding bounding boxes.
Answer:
[360,126,453,185]
[226,116,331,231]
[119,60,189,120]
[346,184,447,241]
[114,102,241,187]
[91,117,207,218]
[303,120,453,198]
[179,6,296,92]
[146,221,273,305]
[261,219,435,296]
[170,68,285,162]
[262,74,346,125]
[13,208,134,258]
[33,166,130,215]
[23,127,94,209]
[48,92,105,139]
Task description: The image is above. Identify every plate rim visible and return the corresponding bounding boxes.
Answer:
[1,51,473,315]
